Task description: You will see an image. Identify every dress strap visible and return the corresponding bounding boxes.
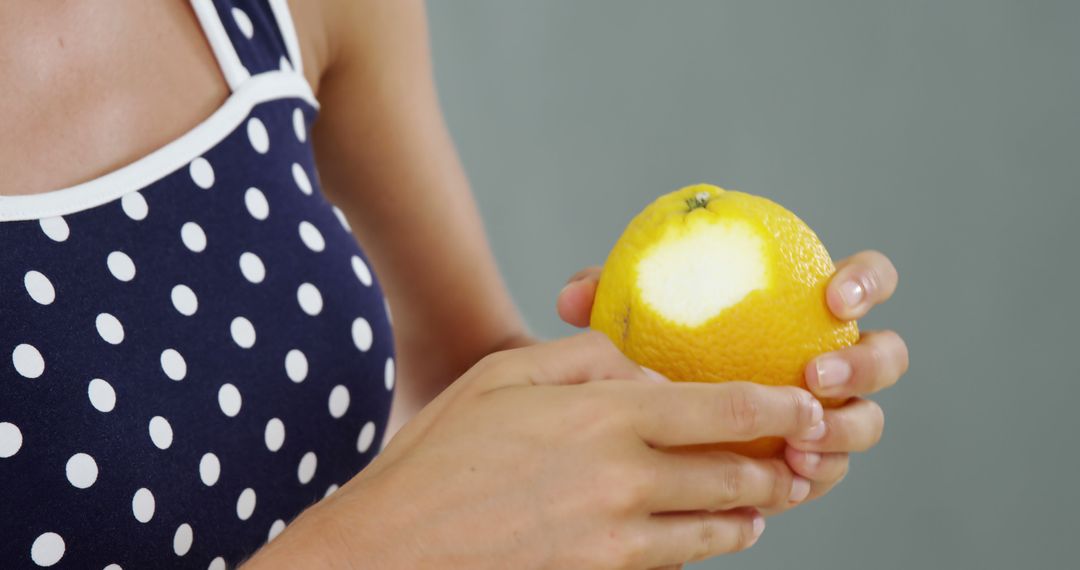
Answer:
[189,0,306,91]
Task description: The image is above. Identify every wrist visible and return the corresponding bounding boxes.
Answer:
[241,476,400,570]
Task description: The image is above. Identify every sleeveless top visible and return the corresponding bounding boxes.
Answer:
[0,1,395,568]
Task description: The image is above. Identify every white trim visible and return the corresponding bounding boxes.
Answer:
[268,0,304,76]
[0,72,318,222]
[191,0,251,90]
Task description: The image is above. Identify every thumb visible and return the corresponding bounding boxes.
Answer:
[557,266,603,328]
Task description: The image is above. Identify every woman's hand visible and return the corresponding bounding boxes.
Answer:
[556,250,908,512]
[248,333,829,570]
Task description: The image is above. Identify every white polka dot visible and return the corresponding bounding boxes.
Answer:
[232,7,254,39]
[149,416,174,450]
[279,56,292,71]
[292,108,306,142]
[132,488,155,523]
[237,488,257,520]
[351,256,372,287]
[328,385,350,419]
[385,357,396,391]
[284,349,307,383]
[12,344,45,379]
[96,313,124,345]
[200,453,221,486]
[297,451,317,484]
[356,421,376,453]
[296,283,323,316]
[292,163,312,195]
[230,317,256,349]
[66,453,98,489]
[190,158,214,189]
[298,221,325,252]
[88,378,116,413]
[174,523,194,557]
[264,418,285,452]
[238,252,266,284]
[324,484,339,498]
[268,519,286,542]
[171,284,198,316]
[332,206,351,233]
[181,222,207,253]
[244,187,269,220]
[30,532,65,567]
[104,564,123,570]
[121,191,148,221]
[247,117,270,154]
[351,318,373,352]
[107,251,136,282]
[39,216,69,242]
[0,422,23,458]
[218,383,242,417]
[208,557,226,570]
[160,349,187,381]
[23,270,55,305]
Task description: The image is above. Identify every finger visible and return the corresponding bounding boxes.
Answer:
[626,382,825,447]
[645,450,809,513]
[634,508,764,567]
[557,266,602,327]
[480,331,652,390]
[806,330,910,398]
[827,250,899,320]
[784,448,849,500]
[787,398,884,453]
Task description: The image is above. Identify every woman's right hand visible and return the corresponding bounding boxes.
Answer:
[248,332,826,570]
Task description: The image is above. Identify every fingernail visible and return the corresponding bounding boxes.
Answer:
[814,356,852,390]
[802,421,827,441]
[838,279,865,308]
[752,514,766,540]
[641,367,671,383]
[799,451,822,471]
[789,477,811,503]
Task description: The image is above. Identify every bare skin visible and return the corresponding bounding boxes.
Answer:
[1,2,909,568]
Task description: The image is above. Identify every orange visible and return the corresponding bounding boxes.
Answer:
[590,184,859,457]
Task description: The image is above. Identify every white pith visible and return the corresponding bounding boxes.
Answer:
[636,220,767,327]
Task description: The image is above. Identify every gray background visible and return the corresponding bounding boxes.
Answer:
[427,1,1079,568]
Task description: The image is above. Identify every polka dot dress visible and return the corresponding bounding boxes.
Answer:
[0,2,394,568]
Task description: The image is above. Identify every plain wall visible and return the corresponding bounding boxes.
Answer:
[427,1,1080,568]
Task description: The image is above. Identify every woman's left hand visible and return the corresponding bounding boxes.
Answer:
[555,250,909,513]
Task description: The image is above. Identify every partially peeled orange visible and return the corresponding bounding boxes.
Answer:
[590,184,859,457]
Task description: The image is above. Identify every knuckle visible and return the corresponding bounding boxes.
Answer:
[787,388,819,429]
[723,385,762,438]
[625,463,658,508]
[581,329,616,352]
[716,462,745,507]
[596,528,648,569]
[693,513,719,560]
[475,349,513,373]
[597,464,651,513]
[766,460,792,508]
[566,393,622,437]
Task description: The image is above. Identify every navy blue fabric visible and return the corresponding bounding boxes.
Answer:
[0,2,394,568]
[215,0,295,75]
